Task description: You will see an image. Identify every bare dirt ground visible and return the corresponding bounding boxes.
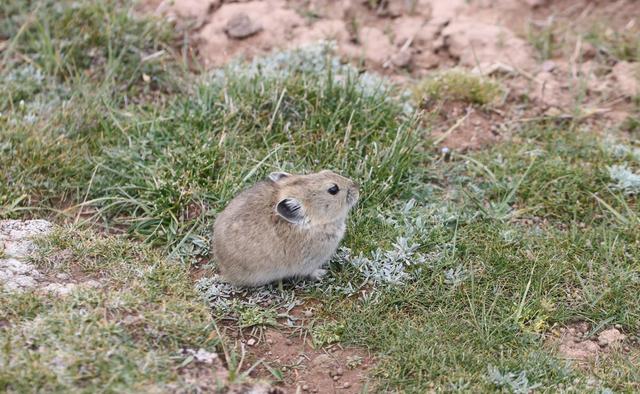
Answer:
[254,329,372,393]
[135,0,639,390]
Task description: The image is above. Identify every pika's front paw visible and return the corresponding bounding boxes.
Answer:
[309,268,327,281]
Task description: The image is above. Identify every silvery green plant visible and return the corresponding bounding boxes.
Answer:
[195,274,302,314]
[602,135,640,162]
[444,264,470,288]
[487,365,541,393]
[339,199,455,286]
[608,165,640,195]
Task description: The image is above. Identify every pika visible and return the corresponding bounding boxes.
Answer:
[212,170,359,287]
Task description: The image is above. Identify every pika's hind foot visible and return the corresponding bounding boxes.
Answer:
[308,268,327,281]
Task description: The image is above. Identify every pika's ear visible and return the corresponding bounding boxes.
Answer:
[276,198,306,224]
[268,172,291,182]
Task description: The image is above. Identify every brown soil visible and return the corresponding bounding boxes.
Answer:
[423,100,507,151]
[249,329,373,393]
[546,322,634,363]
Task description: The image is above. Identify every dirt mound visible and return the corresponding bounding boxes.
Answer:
[547,322,631,362]
[148,0,540,72]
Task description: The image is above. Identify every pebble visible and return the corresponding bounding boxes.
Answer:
[311,354,332,367]
[247,338,256,346]
[597,328,626,347]
[336,367,344,376]
[333,375,340,381]
[285,339,293,346]
[343,382,351,389]
[224,12,263,39]
[55,273,70,280]
[541,60,556,72]
[304,310,313,318]
[302,384,309,391]
[390,50,411,68]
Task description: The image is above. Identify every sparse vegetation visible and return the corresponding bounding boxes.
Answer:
[1,0,639,393]
[586,24,640,63]
[413,69,502,106]
[527,20,560,61]
[0,228,215,392]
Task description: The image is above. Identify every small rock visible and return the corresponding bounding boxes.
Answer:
[0,220,53,258]
[302,385,309,391]
[83,279,101,288]
[247,338,256,346]
[386,1,406,17]
[224,12,263,39]
[4,274,38,292]
[390,50,412,68]
[42,282,77,297]
[581,41,597,59]
[542,60,556,72]
[336,367,344,376]
[343,382,351,389]
[192,348,218,364]
[333,375,340,381]
[598,328,626,347]
[311,354,332,367]
[285,339,293,346]
[55,273,70,281]
[303,309,313,318]
[575,322,589,334]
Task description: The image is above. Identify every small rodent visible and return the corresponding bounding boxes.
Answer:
[212,170,359,287]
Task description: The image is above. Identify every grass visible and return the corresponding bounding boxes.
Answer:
[585,23,640,63]
[1,0,639,393]
[526,19,561,62]
[0,227,216,391]
[413,69,502,106]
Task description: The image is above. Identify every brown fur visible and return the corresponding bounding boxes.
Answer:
[212,170,359,287]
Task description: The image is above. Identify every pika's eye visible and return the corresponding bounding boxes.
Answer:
[327,184,340,195]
